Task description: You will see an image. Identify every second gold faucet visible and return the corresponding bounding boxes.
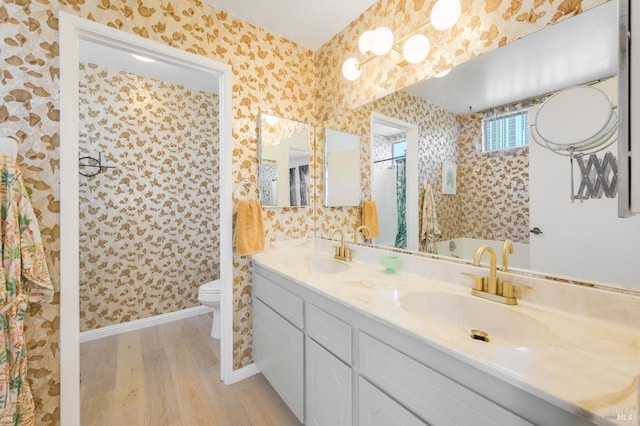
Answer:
[468,240,517,305]
[330,229,352,261]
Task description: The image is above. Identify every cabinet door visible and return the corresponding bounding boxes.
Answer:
[359,378,425,426]
[305,337,352,426]
[253,298,304,422]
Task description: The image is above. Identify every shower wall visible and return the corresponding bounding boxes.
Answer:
[78,63,220,331]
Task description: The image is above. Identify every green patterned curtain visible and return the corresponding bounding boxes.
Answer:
[394,158,407,249]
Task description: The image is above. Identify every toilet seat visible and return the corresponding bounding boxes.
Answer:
[199,280,221,294]
[199,280,221,303]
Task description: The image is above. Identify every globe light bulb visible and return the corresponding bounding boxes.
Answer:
[342,57,362,81]
[430,0,462,31]
[358,30,374,54]
[371,27,394,56]
[131,54,154,63]
[264,114,279,125]
[403,34,431,64]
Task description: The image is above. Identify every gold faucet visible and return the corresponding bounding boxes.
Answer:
[473,246,498,294]
[501,239,514,272]
[330,229,352,261]
[354,225,372,243]
[467,244,517,305]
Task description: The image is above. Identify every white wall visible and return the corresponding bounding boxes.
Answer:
[326,150,360,206]
[263,143,291,206]
[372,167,398,247]
[529,78,640,288]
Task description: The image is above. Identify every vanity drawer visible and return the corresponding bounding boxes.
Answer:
[359,332,531,426]
[253,272,304,329]
[359,377,425,426]
[306,303,352,364]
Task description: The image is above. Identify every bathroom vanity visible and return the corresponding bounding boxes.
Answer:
[252,239,639,426]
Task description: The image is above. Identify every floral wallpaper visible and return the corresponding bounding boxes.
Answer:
[78,63,220,331]
[0,0,609,423]
[318,90,462,243]
[456,98,544,244]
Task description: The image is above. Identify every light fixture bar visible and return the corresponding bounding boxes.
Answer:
[342,0,461,80]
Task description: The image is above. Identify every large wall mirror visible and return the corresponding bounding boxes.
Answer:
[258,114,312,207]
[324,128,361,207]
[320,2,640,289]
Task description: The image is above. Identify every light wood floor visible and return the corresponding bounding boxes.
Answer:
[80,313,302,426]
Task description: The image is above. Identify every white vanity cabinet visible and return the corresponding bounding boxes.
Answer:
[252,274,304,423]
[252,264,596,426]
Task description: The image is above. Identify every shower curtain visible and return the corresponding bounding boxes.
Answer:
[394,158,407,249]
[372,167,397,247]
[0,155,53,425]
[298,164,309,206]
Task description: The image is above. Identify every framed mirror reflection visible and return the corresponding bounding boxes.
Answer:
[323,128,361,207]
[258,113,312,207]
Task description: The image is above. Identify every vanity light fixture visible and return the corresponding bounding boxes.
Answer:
[341,0,461,80]
[131,53,155,63]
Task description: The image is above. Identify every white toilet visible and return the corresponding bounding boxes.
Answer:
[198,280,221,339]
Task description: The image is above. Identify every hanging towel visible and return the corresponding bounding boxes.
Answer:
[234,200,265,256]
[0,154,53,426]
[361,200,380,239]
[420,183,443,254]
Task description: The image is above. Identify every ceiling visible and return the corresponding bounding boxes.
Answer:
[203,0,379,50]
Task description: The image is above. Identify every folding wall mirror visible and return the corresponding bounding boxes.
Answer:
[258,114,311,207]
[323,128,361,207]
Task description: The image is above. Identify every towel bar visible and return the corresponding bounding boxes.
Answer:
[236,180,262,201]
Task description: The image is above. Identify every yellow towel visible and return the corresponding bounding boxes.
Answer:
[361,200,380,239]
[234,200,265,256]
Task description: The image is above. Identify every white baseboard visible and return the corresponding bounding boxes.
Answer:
[225,363,260,384]
[80,305,214,343]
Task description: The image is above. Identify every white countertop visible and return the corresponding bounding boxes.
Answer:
[252,238,640,426]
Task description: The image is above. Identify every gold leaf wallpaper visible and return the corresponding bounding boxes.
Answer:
[456,104,538,244]
[0,0,608,423]
[78,62,221,331]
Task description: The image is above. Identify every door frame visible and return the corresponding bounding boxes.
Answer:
[59,12,234,425]
[370,113,420,251]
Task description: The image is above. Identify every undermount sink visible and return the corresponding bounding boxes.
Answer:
[306,257,349,274]
[399,291,555,349]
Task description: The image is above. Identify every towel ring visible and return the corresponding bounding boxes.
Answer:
[362,187,374,201]
[235,180,262,201]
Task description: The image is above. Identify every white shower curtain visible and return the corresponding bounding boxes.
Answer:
[372,167,398,247]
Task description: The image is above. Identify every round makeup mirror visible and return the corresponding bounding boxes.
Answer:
[531,85,617,155]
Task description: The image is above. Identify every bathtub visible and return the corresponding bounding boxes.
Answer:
[435,238,530,270]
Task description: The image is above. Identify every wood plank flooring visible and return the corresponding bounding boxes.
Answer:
[80,313,302,426]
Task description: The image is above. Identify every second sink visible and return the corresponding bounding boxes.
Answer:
[399,291,555,349]
[306,257,350,274]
